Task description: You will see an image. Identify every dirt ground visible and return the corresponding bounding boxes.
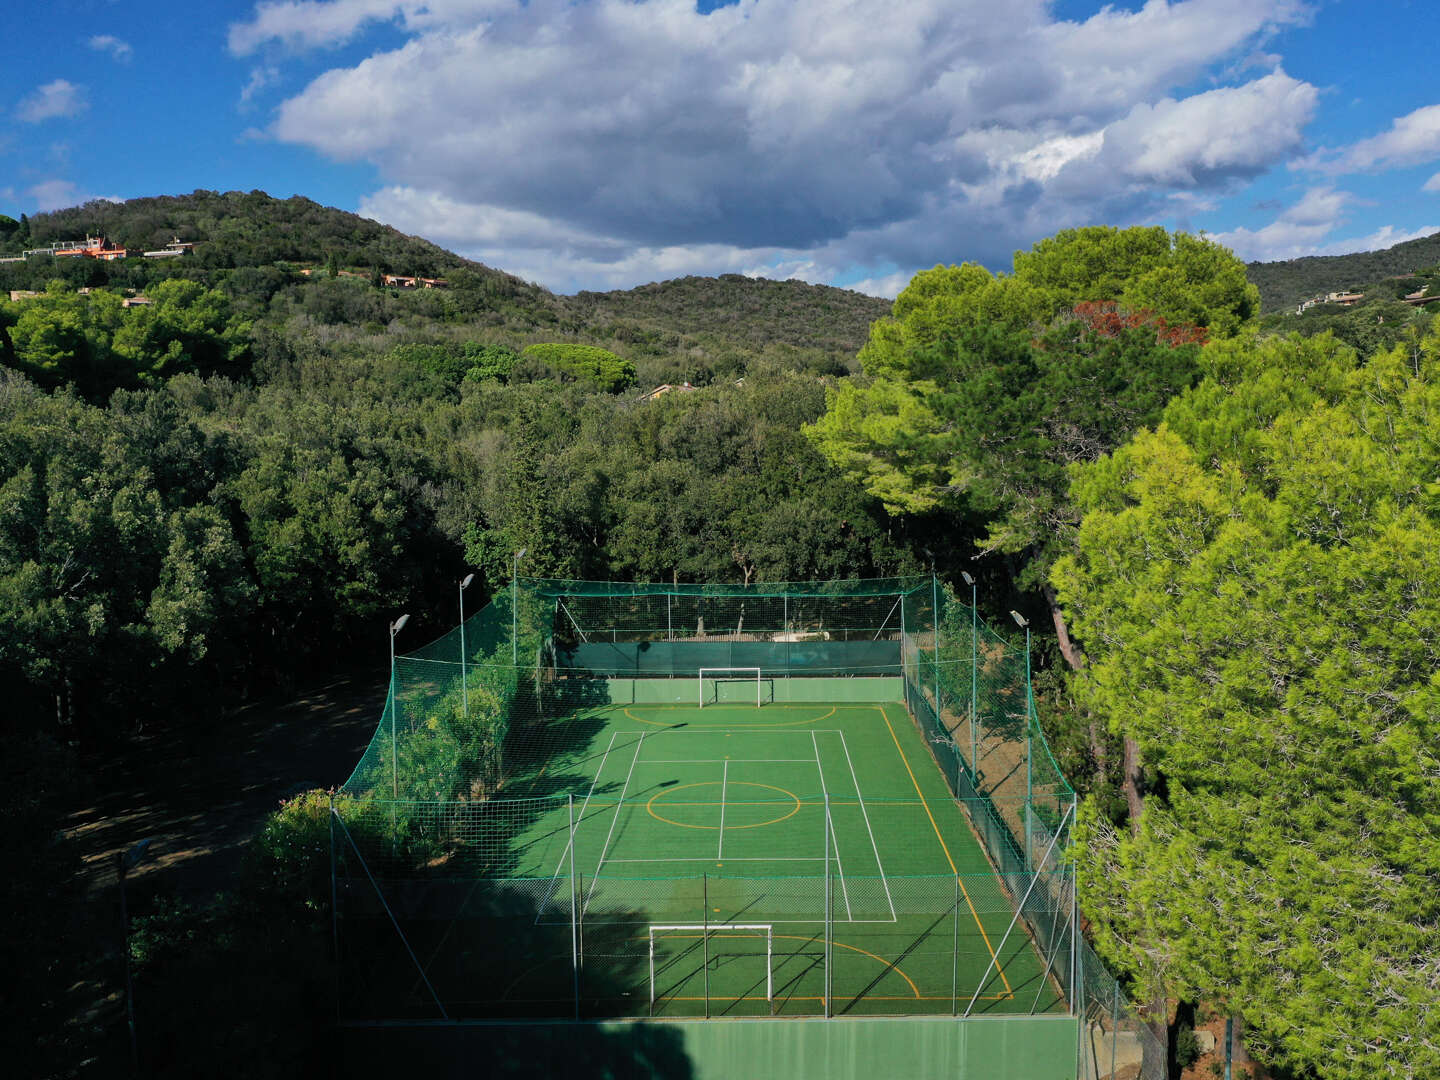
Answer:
[65,668,385,902]
[49,668,384,1077]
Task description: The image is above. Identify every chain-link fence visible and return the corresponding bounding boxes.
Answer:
[331,576,1161,1078]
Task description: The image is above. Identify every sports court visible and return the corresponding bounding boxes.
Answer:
[332,578,1079,1029]
[477,697,1065,1018]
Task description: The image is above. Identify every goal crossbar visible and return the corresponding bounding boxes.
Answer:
[648,923,773,1005]
[697,667,763,708]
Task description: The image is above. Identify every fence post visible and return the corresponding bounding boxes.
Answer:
[969,579,979,781]
[824,793,832,1018]
[702,874,710,1019]
[951,874,960,1016]
[1113,980,1120,1080]
[932,572,941,720]
[569,794,579,1020]
[1070,803,1079,1017]
[329,793,341,1022]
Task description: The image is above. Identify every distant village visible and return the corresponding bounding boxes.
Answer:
[0,235,194,264]
[2,234,451,300]
[1295,282,1439,314]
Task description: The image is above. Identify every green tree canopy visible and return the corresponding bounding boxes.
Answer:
[808,228,1237,621]
[519,342,636,392]
[1052,330,1440,1079]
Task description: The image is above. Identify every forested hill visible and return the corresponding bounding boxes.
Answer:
[1245,227,1440,312]
[568,275,891,357]
[0,190,887,382]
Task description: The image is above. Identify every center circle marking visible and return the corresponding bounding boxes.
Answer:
[646,781,802,830]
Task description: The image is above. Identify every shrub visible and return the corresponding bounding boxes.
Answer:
[1176,1024,1201,1068]
[520,342,636,392]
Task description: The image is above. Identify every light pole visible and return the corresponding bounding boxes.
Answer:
[117,836,154,1074]
[1011,609,1031,869]
[459,573,475,719]
[389,613,410,799]
[512,548,527,670]
[962,571,978,778]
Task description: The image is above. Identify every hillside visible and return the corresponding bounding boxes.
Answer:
[567,275,891,357]
[1246,228,1440,313]
[0,190,885,384]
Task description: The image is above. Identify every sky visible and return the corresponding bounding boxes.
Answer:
[3,0,1440,296]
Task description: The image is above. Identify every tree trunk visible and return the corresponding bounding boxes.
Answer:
[1042,582,1085,670]
[1229,1014,1253,1072]
[1142,986,1169,1080]
[1123,735,1145,827]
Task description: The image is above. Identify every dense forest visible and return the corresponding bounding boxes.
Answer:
[2,194,1435,1080]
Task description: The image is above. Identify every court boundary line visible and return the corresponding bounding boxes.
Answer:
[535,729,620,925]
[837,730,897,922]
[880,705,1013,998]
[811,731,853,921]
[645,757,816,764]
[583,731,645,915]
[717,759,729,859]
[624,704,837,728]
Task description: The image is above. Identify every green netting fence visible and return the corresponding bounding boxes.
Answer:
[331,576,1161,1078]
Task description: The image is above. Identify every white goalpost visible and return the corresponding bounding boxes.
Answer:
[697,667,763,707]
[648,923,773,1007]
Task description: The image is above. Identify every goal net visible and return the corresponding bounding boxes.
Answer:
[697,667,762,707]
[648,923,773,1008]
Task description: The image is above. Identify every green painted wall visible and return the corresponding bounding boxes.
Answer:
[341,1014,1079,1079]
[667,1015,1078,1080]
[606,675,903,704]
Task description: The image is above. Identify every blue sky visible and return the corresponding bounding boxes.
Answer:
[3,0,1439,295]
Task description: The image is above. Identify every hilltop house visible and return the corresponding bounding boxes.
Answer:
[142,237,194,259]
[22,235,130,260]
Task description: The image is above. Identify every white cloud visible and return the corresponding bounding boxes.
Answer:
[359,185,804,292]
[87,35,133,62]
[229,0,509,55]
[15,79,88,124]
[1099,71,1317,186]
[1211,186,1352,261]
[236,0,1319,290]
[240,66,281,107]
[24,180,121,213]
[1326,103,1440,174]
[1424,172,1440,194]
[1213,185,1437,263]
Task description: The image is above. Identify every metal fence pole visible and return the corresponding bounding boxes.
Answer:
[824,793,832,1017]
[970,579,978,779]
[1113,981,1120,1080]
[951,873,960,1016]
[703,874,710,1019]
[1070,802,1079,1017]
[569,794,579,1019]
[932,572,941,719]
[329,795,341,1022]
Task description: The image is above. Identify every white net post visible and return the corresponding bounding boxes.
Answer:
[699,668,766,711]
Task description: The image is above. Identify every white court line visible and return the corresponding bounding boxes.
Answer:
[839,730,896,922]
[605,856,825,864]
[583,731,645,913]
[718,759,729,859]
[644,757,816,764]
[535,730,619,925]
[811,730,853,920]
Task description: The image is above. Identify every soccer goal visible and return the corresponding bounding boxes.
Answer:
[648,923,773,1008]
[698,667,763,707]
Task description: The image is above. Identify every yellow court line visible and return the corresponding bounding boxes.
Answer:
[880,705,1013,998]
[647,781,803,830]
[624,706,838,728]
